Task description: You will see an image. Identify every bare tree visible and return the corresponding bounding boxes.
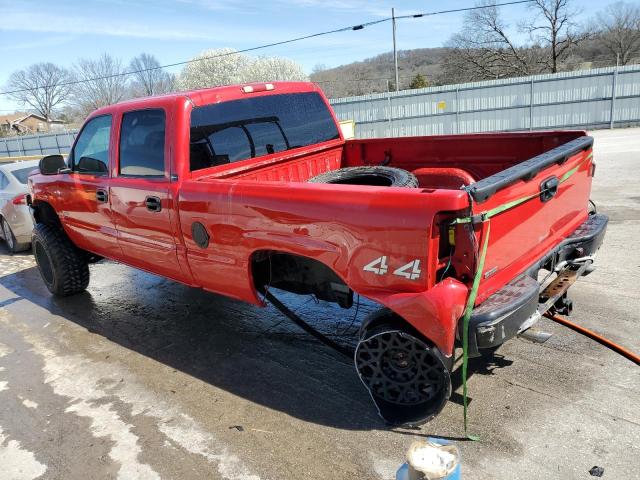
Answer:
[441,1,541,82]
[73,54,128,116]
[311,64,327,75]
[596,2,640,66]
[6,63,73,121]
[523,0,591,73]
[129,53,175,96]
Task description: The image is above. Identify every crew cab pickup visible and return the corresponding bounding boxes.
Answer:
[28,81,607,425]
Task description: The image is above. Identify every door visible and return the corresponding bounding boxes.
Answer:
[109,108,185,281]
[58,114,121,258]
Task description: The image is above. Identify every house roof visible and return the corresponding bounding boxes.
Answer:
[0,112,64,124]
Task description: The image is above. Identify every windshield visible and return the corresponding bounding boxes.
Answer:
[11,166,37,184]
[189,92,340,171]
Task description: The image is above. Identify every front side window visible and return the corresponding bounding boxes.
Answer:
[71,115,112,174]
[190,92,340,171]
[119,109,166,176]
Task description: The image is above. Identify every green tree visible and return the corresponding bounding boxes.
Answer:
[409,74,429,89]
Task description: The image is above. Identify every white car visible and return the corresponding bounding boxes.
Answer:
[0,160,40,252]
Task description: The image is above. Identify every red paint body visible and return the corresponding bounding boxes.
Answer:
[29,82,595,357]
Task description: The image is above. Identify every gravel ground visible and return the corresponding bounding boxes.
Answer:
[0,128,638,480]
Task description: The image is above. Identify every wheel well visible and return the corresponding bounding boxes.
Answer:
[251,250,353,308]
[359,308,454,370]
[31,201,62,228]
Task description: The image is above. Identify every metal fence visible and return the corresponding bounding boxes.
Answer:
[1,65,639,156]
[329,64,640,138]
[0,130,77,158]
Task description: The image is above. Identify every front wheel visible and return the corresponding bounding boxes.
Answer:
[32,223,89,296]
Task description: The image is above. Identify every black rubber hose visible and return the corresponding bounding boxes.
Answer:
[262,289,355,358]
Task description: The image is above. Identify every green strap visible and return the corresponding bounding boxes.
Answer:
[461,220,490,441]
[456,150,592,440]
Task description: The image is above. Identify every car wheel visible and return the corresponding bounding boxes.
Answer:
[32,223,89,296]
[308,166,419,188]
[355,310,451,426]
[1,217,29,253]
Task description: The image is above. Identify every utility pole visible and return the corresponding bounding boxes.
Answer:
[392,8,399,92]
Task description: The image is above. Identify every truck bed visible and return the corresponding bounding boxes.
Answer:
[198,130,585,186]
[182,130,595,354]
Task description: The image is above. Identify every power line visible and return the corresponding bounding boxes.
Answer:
[396,0,534,20]
[0,0,535,98]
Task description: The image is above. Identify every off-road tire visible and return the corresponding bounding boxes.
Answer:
[1,217,30,253]
[83,252,104,264]
[32,223,89,296]
[309,166,419,188]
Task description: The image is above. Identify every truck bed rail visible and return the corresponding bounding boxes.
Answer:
[465,135,594,203]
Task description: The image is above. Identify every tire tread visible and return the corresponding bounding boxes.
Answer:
[32,223,89,296]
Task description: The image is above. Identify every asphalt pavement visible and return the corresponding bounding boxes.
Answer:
[0,128,638,480]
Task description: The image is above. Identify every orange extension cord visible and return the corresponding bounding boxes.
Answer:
[544,313,640,366]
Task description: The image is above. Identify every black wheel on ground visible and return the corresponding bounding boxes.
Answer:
[32,223,89,296]
[355,310,451,426]
[308,166,419,188]
[1,217,30,253]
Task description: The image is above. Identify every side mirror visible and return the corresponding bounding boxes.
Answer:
[39,154,68,175]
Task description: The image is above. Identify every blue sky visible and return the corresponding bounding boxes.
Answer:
[0,0,612,112]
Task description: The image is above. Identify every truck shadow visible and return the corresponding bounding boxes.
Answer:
[0,259,507,431]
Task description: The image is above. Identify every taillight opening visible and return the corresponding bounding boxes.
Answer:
[12,194,27,205]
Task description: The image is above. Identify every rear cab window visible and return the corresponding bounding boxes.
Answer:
[189,92,340,172]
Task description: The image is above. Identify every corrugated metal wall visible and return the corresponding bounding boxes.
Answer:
[1,65,638,156]
[329,65,640,138]
[0,130,77,157]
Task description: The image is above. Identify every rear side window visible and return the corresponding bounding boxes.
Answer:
[71,115,112,174]
[119,109,166,176]
[11,167,36,184]
[0,172,8,190]
[190,92,340,171]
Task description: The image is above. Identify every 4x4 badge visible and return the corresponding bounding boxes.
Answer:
[363,256,422,280]
[393,260,422,280]
[363,256,388,275]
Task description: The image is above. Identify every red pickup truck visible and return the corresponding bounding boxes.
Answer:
[28,81,607,425]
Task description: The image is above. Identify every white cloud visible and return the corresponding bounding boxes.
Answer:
[0,8,217,41]
[173,0,251,12]
[0,36,74,52]
[0,1,281,42]
[277,0,391,17]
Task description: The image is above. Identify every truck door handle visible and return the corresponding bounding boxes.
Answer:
[540,176,559,202]
[145,196,162,212]
[96,189,108,203]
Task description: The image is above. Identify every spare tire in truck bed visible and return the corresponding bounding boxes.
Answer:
[308,166,419,188]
